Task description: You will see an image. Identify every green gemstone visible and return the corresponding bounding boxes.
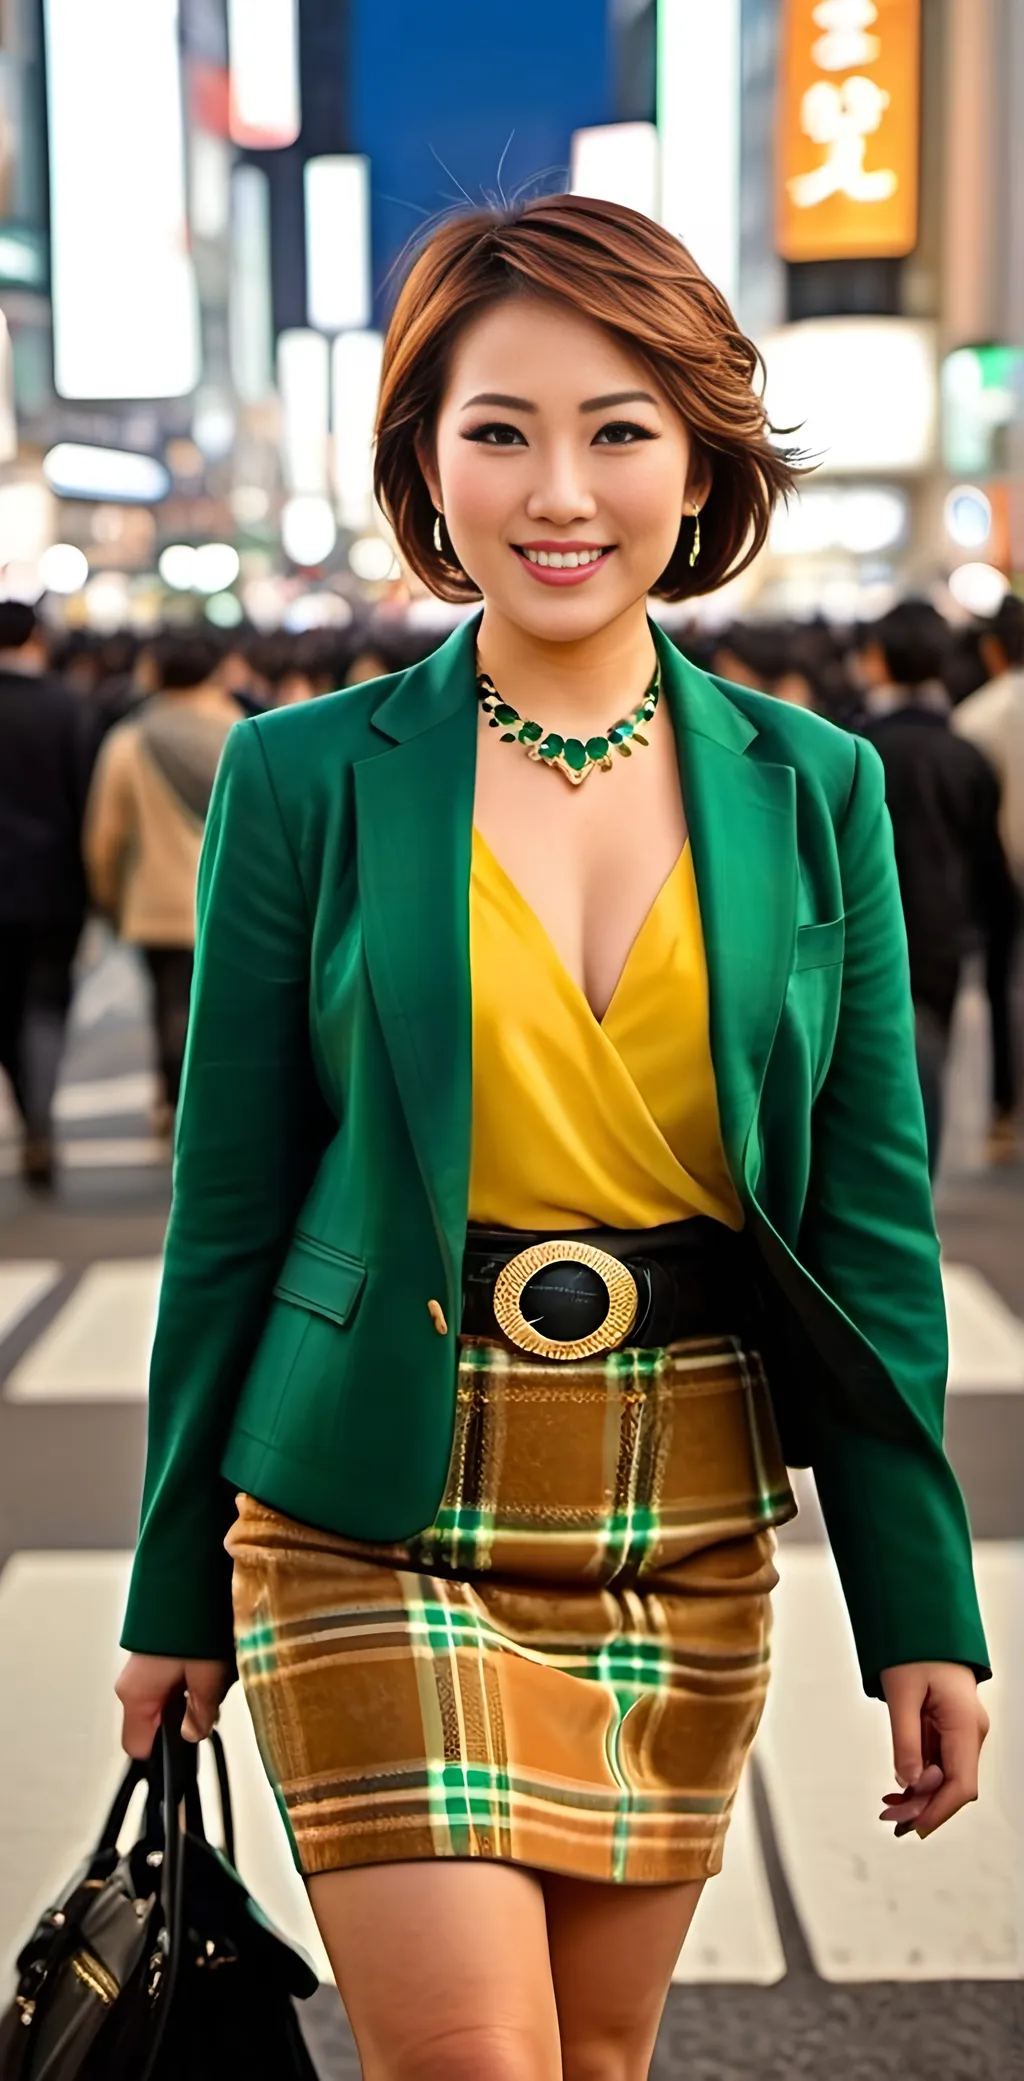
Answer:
[608,727,624,744]
[563,738,587,770]
[519,719,543,742]
[585,735,609,761]
[500,731,517,741]
[642,703,656,719]
[493,703,520,725]
[538,733,564,759]
[488,718,500,728]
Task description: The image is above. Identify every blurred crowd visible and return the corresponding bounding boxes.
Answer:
[1,589,1022,1189]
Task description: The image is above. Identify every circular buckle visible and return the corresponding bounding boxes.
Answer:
[492,1240,639,1361]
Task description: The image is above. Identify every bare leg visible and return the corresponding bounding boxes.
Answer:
[307,1859,563,2081]
[543,1872,707,2081]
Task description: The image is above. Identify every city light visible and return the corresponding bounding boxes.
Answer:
[39,543,89,595]
[281,496,338,568]
[761,319,938,473]
[570,124,659,218]
[944,486,993,552]
[658,0,741,300]
[348,536,400,583]
[770,485,909,558]
[43,0,200,400]
[226,0,300,148]
[332,330,384,532]
[947,563,1011,616]
[278,330,331,496]
[192,544,241,594]
[159,545,198,591]
[43,444,171,504]
[305,158,372,334]
[205,593,245,629]
[230,167,274,405]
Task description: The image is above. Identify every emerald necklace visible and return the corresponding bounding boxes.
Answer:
[475,657,661,787]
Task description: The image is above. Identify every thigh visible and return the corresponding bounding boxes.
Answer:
[543,1872,706,2079]
[307,1859,562,2081]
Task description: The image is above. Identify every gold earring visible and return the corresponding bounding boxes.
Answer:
[433,511,444,554]
[688,500,701,569]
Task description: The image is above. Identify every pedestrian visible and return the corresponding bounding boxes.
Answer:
[83,630,241,1137]
[116,196,989,2081]
[951,595,1024,1158]
[856,600,1012,1173]
[0,600,96,1187]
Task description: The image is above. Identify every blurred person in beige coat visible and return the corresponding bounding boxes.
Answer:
[84,631,241,1132]
[952,596,1024,1159]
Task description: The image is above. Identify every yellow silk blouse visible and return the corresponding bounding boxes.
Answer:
[467,826,743,1233]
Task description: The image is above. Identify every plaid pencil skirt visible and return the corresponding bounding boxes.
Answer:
[226,1334,798,1887]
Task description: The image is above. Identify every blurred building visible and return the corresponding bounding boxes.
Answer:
[0,0,1020,630]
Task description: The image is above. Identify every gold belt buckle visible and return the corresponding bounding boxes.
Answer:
[492,1240,639,1361]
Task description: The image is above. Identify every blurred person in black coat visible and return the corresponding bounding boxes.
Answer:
[855,600,1012,1173]
[0,602,97,1186]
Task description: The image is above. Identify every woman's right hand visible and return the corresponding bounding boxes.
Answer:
[116,1653,235,1758]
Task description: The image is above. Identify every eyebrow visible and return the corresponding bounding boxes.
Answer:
[459,389,660,413]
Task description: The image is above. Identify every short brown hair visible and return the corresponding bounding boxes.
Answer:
[374,194,806,604]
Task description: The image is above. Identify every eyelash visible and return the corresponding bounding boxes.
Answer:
[462,420,655,448]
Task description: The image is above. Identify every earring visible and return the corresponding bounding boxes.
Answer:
[688,499,701,570]
[433,510,444,554]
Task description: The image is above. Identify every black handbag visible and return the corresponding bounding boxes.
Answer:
[0,1705,320,2081]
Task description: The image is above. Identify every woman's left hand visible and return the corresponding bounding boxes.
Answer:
[878,1662,990,1839]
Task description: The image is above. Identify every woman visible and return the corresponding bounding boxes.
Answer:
[117,198,990,2081]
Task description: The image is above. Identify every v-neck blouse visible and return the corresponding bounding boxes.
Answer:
[467,827,743,1233]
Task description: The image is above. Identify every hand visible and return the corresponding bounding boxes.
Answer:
[878,1662,989,1840]
[116,1653,235,1758]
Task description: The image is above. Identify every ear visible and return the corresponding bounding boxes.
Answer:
[414,426,441,512]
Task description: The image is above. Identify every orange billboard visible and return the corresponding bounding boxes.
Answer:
[777,0,921,262]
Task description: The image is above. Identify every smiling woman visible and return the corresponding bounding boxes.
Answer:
[374,193,806,605]
[116,191,990,2081]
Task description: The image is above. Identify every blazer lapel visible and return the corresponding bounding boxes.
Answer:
[653,624,797,1195]
[354,611,798,1300]
[353,616,481,1308]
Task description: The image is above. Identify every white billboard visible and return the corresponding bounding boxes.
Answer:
[43,0,200,400]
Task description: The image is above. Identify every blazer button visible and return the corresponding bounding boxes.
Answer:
[427,1299,448,1336]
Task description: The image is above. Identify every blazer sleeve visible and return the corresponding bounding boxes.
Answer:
[800,735,990,1695]
[120,721,330,1660]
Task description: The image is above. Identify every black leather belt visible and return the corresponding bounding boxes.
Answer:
[461,1216,763,1360]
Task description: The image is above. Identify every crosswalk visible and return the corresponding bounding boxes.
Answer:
[4,1254,1023,1403]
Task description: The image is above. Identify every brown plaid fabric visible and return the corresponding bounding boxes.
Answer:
[227,1335,797,1886]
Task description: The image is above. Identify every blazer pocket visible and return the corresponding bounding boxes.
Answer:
[273,1232,367,1327]
[793,917,845,972]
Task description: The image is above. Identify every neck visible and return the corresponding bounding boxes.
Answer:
[474,599,658,732]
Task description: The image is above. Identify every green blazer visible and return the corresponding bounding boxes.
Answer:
[121,612,990,1698]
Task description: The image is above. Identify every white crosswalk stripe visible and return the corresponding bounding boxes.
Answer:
[4,1263,163,1401]
[758,1542,1022,1981]
[0,1265,61,1346]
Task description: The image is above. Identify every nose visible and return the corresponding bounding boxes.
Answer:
[524,442,598,528]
